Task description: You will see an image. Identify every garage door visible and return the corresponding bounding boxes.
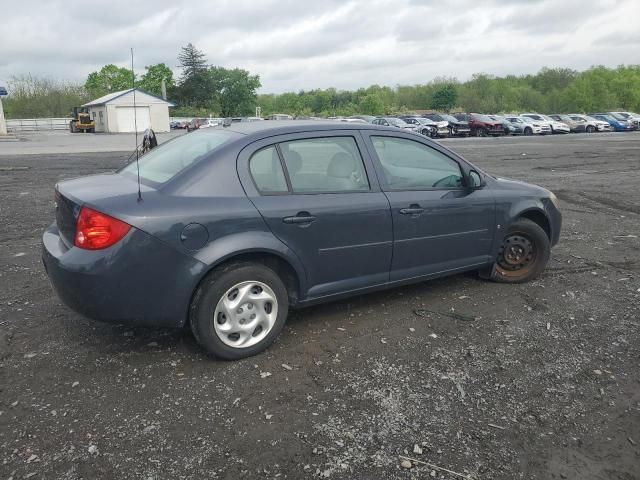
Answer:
[115,106,151,132]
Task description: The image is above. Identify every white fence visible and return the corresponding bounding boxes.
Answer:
[7,118,70,132]
[7,116,197,132]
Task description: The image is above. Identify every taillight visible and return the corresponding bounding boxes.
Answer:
[74,207,131,250]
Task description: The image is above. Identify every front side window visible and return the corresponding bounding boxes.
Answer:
[371,136,463,190]
[279,137,369,193]
[249,146,288,193]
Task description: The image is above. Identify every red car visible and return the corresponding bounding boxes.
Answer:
[186,118,208,132]
[454,113,505,137]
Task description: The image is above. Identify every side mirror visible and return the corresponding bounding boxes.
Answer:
[468,170,484,189]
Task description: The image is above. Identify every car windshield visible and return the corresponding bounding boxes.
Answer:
[507,117,523,124]
[609,112,626,121]
[520,117,535,124]
[120,130,238,185]
[474,114,495,122]
[570,116,585,122]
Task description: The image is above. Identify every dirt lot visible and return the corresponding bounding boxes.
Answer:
[1,133,639,479]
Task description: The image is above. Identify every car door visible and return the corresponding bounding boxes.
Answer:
[362,132,496,281]
[237,130,393,299]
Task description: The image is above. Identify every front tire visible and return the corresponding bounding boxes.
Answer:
[190,262,289,359]
[586,125,595,133]
[524,127,533,136]
[492,218,550,284]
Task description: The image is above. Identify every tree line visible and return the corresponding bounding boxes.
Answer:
[2,45,639,119]
[258,65,640,117]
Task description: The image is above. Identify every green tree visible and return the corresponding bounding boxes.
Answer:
[359,93,385,115]
[431,84,458,111]
[4,75,88,118]
[211,67,261,117]
[175,43,210,107]
[138,63,174,98]
[177,43,207,80]
[85,64,134,98]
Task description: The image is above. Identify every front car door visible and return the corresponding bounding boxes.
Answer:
[237,130,393,300]
[362,132,496,281]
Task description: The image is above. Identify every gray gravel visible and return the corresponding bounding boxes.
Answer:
[1,132,639,479]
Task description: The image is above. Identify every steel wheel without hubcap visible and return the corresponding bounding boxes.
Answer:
[213,281,278,348]
[496,233,536,279]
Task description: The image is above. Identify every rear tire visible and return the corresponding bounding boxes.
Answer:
[491,218,550,284]
[190,262,289,359]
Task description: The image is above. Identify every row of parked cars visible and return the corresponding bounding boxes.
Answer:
[351,111,640,138]
[171,110,640,138]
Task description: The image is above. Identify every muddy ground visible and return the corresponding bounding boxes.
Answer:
[1,133,639,479]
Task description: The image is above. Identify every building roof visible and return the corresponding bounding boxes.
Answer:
[83,88,173,107]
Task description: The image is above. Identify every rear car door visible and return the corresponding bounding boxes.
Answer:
[362,132,496,281]
[237,131,393,299]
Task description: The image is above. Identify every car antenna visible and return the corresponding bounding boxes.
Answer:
[130,47,142,202]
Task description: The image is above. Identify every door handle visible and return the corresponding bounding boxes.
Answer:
[283,212,317,225]
[399,204,425,215]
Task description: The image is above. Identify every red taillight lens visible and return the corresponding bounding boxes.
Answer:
[74,207,131,250]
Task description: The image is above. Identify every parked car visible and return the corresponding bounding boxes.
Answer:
[339,118,368,124]
[349,115,376,123]
[422,113,471,137]
[589,113,634,132]
[610,111,640,130]
[517,116,551,135]
[186,118,209,132]
[399,116,448,138]
[548,114,586,133]
[268,114,294,120]
[372,117,417,132]
[568,114,610,132]
[521,113,569,134]
[454,113,505,137]
[488,115,520,135]
[42,121,561,359]
[505,116,540,135]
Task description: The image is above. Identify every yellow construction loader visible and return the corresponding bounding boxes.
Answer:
[69,107,95,133]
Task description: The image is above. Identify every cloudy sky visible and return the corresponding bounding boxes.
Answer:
[1,0,638,93]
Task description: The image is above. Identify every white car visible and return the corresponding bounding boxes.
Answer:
[517,115,551,134]
[521,113,569,134]
[569,114,611,132]
[505,116,542,135]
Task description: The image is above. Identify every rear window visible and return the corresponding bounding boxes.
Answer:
[120,130,237,184]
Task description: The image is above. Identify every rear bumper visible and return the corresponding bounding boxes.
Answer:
[42,223,207,328]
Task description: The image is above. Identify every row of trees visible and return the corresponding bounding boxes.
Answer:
[3,44,261,119]
[2,54,639,119]
[257,65,640,117]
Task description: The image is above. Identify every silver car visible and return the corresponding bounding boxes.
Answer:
[569,114,611,132]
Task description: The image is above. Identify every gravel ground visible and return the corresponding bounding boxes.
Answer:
[1,133,639,479]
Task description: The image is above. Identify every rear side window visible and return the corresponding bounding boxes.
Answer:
[279,137,369,193]
[371,136,463,190]
[249,146,288,193]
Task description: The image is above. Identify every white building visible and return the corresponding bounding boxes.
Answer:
[83,88,173,133]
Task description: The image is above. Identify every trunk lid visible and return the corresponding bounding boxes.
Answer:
[54,173,155,246]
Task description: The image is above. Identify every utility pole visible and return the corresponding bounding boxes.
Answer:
[161,78,167,100]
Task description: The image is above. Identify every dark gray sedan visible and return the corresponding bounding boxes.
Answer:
[43,121,561,359]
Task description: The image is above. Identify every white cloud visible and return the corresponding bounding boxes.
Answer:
[0,0,638,92]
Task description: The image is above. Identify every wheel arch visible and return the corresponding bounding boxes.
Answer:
[515,208,551,240]
[185,233,307,327]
